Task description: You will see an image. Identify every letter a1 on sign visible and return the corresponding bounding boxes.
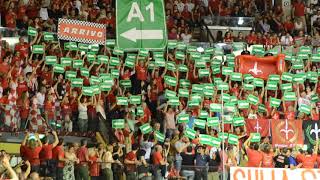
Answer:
[116,0,167,50]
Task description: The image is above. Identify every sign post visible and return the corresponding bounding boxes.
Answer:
[116,0,167,50]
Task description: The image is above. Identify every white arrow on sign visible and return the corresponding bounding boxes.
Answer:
[120,27,163,42]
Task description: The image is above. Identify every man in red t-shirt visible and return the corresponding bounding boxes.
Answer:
[75,139,90,180]
[244,134,263,167]
[53,138,66,180]
[39,131,59,177]
[21,132,43,172]
[152,145,167,179]
[124,144,140,180]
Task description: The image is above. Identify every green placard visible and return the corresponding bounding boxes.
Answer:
[185,128,196,139]
[44,32,54,41]
[53,64,65,73]
[112,119,125,129]
[270,97,281,108]
[207,117,219,127]
[238,100,249,109]
[140,123,153,134]
[250,133,261,142]
[178,114,189,123]
[129,95,141,105]
[71,78,83,87]
[117,97,128,106]
[82,86,94,96]
[28,27,37,36]
[73,60,83,68]
[247,94,259,105]
[80,68,90,77]
[228,134,239,145]
[210,103,222,112]
[32,45,44,54]
[45,56,57,65]
[283,91,297,101]
[194,119,206,129]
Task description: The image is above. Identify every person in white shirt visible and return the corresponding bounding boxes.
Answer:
[186,0,195,12]
[36,87,46,114]
[176,0,185,12]
[280,32,294,46]
[181,29,193,44]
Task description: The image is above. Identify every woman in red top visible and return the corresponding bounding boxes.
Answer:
[21,132,43,172]
[224,32,233,44]
[44,94,55,127]
[17,91,30,129]
[89,148,100,180]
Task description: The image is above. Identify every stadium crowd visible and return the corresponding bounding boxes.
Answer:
[0,0,319,180]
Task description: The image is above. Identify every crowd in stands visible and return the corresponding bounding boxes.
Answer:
[0,0,319,180]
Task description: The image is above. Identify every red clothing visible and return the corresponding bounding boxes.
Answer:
[17,6,27,20]
[301,154,317,168]
[53,145,64,168]
[17,81,28,97]
[18,99,30,119]
[293,2,305,17]
[246,34,257,44]
[15,43,30,58]
[77,146,88,166]
[261,152,274,167]
[21,145,42,166]
[0,62,10,75]
[153,151,163,165]
[89,155,100,176]
[40,144,53,161]
[5,12,16,28]
[246,148,263,167]
[283,22,294,32]
[44,102,55,120]
[136,65,147,81]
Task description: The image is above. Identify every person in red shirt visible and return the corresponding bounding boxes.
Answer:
[21,132,43,172]
[244,134,263,167]
[153,144,167,179]
[52,138,66,180]
[297,141,318,168]
[39,131,59,177]
[124,143,140,180]
[246,30,257,45]
[5,8,17,29]
[89,146,100,180]
[76,139,90,180]
[261,144,274,167]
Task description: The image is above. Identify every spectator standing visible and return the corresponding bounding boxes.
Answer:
[77,94,92,132]
[39,131,59,177]
[75,139,90,180]
[195,145,210,180]
[181,146,196,180]
[152,144,168,180]
[273,148,290,168]
[124,143,140,180]
[292,0,306,32]
[208,148,221,180]
[244,134,262,167]
[64,144,79,180]
[101,145,114,180]
[21,133,43,173]
[88,146,100,180]
[52,138,66,180]
[297,141,319,168]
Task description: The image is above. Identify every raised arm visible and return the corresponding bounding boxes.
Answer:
[51,131,59,148]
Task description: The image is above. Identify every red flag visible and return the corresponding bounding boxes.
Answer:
[245,118,270,137]
[236,54,286,80]
[271,119,303,148]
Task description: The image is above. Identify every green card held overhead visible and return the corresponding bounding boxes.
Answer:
[270,97,281,108]
[45,56,57,65]
[210,103,222,112]
[136,106,144,116]
[247,94,259,105]
[53,64,65,74]
[97,55,109,64]
[217,82,229,91]
[266,81,278,90]
[164,76,177,87]
[311,94,319,103]
[178,88,189,98]
[71,78,83,87]
[175,51,185,60]
[73,60,83,68]
[100,82,112,91]
[112,119,125,129]
[233,116,245,126]
[139,49,149,57]
[178,64,188,72]
[207,117,219,127]
[299,104,311,114]
[219,132,229,140]
[178,114,189,123]
[110,57,120,66]
[167,40,177,49]
[199,110,208,119]
[165,89,176,98]
[228,134,239,145]
[192,84,204,93]
[66,71,77,79]
[231,72,242,81]
[281,83,293,91]
[194,119,206,129]
[61,57,72,67]
[281,72,293,82]
[155,131,165,142]
[80,68,90,77]
[106,39,116,47]
[198,69,210,77]
[250,133,261,142]
[28,26,37,36]
[258,104,267,113]
[120,80,132,88]
[82,86,94,96]
[168,96,180,106]
[90,76,101,84]
[140,123,153,134]
[44,32,54,41]
[129,95,141,105]
[199,134,214,146]
[78,43,89,52]
[32,45,44,54]
[253,78,264,87]
[185,128,196,139]
[243,83,254,91]
[117,97,128,106]
[238,100,249,109]
[243,74,254,83]
[166,61,176,71]
[222,66,233,75]
[180,79,190,88]
[283,91,297,101]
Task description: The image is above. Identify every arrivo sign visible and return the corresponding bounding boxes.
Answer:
[230,167,319,180]
[58,18,106,45]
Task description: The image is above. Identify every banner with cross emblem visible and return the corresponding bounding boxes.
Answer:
[271,119,303,147]
[245,118,270,137]
[303,121,320,148]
